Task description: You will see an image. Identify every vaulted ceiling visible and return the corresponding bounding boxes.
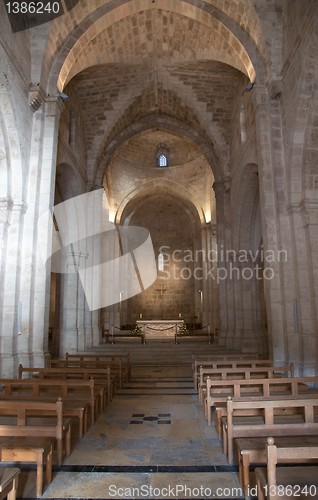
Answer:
[53,0,268,222]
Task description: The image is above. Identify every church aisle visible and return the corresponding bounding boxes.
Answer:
[18,366,243,499]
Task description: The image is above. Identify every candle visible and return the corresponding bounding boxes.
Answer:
[139,313,143,319]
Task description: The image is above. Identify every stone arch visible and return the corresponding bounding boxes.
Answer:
[80,68,231,185]
[45,0,266,94]
[116,178,204,226]
[96,115,222,185]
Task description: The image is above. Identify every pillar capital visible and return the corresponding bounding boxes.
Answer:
[45,95,65,117]
[0,197,13,225]
[29,84,46,112]
[212,179,231,197]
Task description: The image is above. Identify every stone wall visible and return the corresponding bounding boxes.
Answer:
[123,194,199,324]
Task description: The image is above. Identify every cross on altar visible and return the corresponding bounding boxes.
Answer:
[155,283,168,298]
[155,283,168,318]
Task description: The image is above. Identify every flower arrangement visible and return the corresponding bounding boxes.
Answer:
[178,322,188,335]
[132,324,142,335]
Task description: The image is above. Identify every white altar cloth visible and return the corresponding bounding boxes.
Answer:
[136,319,184,341]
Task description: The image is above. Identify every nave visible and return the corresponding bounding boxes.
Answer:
[15,353,242,499]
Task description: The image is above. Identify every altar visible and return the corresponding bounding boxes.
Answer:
[136,319,184,343]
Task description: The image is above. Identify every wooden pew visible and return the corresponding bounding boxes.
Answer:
[0,439,52,497]
[0,399,71,467]
[192,354,262,383]
[255,437,318,500]
[215,392,318,438]
[0,378,101,435]
[0,467,20,500]
[224,396,318,464]
[192,352,261,370]
[49,358,124,390]
[205,376,318,426]
[237,435,318,497]
[198,365,293,403]
[65,352,131,380]
[18,365,112,406]
[193,359,273,390]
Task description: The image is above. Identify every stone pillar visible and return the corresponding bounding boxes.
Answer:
[213,180,235,348]
[91,309,101,347]
[200,222,218,336]
[303,200,318,374]
[252,84,288,363]
[0,198,27,376]
[290,200,318,375]
[100,225,122,336]
[18,94,64,369]
[88,225,102,348]
[59,250,89,355]
[239,257,260,353]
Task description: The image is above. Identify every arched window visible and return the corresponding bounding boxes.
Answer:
[156,144,169,168]
[158,153,168,167]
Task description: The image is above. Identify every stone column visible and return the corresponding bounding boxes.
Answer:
[19,94,64,369]
[76,252,89,352]
[240,257,260,353]
[200,222,218,336]
[290,200,318,375]
[303,200,318,374]
[252,84,287,363]
[59,249,93,354]
[213,180,235,348]
[0,198,25,376]
[96,225,121,339]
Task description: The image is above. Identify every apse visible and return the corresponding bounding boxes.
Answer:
[120,192,202,326]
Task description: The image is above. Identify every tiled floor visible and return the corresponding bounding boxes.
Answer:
[14,365,244,499]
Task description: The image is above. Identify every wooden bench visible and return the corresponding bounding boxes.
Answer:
[18,365,112,406]
[0,438,52,497]
[198,365,293,403]
[49,358,125,389]
[255,437,318,500]
[0,399,71,466]
[205,376,318,426]
[224,396,318,465]
[0,467,20,500]
[215,392,318,438]
[0,378,101,435]
[236,435,318,497]
[192,353,261,371]
[65,352,131,380]
[193,359,272,390]
[103,329,143,345]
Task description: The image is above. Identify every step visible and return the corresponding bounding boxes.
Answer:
[82,342,239,365]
